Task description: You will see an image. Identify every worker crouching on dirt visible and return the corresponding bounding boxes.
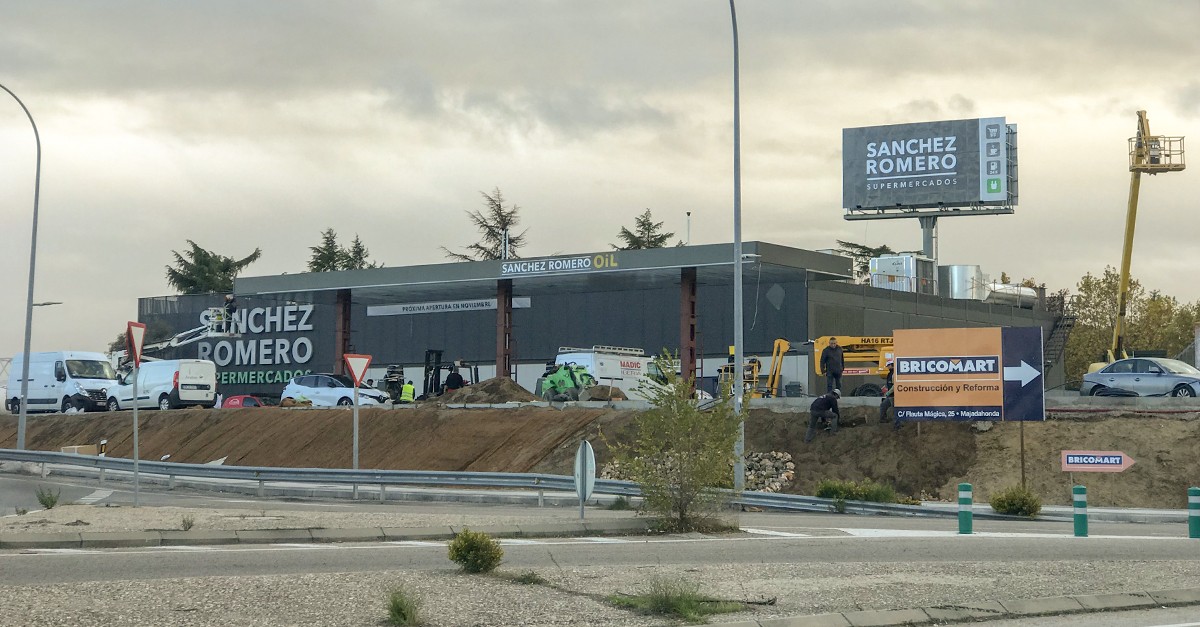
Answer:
[805,389,841,443]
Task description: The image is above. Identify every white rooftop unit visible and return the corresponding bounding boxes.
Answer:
[869,254,937,295]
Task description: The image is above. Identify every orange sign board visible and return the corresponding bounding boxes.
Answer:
[894,328,1003,421]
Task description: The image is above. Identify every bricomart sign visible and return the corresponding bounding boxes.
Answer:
[842,117,1011,211]
[893,327,1045,423]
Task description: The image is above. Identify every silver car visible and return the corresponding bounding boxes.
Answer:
[1081,357,1200,397]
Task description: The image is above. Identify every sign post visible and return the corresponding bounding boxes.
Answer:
[343,354,372,481]
[126,322,147,507]
[574,440,596,520]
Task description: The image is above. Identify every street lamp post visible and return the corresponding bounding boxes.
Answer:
[728,0,745,494]
[1,82,43,451]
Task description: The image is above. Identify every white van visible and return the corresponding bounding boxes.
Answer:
[106,359,218,411]
[6,351,120,413]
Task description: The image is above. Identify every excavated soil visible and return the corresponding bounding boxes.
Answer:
[2,404,1198,508]
[437,377,538,404]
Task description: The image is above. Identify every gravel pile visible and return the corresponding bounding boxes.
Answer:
[600,451,794,493]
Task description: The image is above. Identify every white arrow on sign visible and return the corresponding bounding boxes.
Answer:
[1003,360,1041,387]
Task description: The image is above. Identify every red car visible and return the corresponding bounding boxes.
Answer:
[221,395,267,408]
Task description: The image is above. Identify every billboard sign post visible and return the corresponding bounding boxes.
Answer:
[893,327,1044,423]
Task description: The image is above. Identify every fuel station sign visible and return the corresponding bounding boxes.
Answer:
[893,327,1044,422]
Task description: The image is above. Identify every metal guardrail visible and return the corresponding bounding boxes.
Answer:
[0,448,949,518]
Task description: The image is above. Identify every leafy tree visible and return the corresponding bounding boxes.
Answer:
[1063,266,1200,384]
[441,187,527,261]
[835,240,897,283]
[165,240,262,294]
[613,209,675,250]
[611,352,743,532]
[307,229,379,272]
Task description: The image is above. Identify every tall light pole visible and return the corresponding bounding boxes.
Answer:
[1,82,42,451]
[728,0,745,494]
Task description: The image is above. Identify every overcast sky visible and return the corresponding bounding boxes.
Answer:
[2,1,1199,361]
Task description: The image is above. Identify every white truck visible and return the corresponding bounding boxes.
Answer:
[6,351,120,413]
[545,345,711,401]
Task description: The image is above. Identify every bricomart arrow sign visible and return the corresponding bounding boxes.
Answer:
[893,327,1044,422]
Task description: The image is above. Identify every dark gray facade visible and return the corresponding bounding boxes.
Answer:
[137,241,1059,398]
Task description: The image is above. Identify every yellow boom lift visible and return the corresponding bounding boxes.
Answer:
[1089,111,1185,372]
[814,336,895,396]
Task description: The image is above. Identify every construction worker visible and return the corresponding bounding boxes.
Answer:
[222,294,238,333]
[399,380,415,404]
[879,360,897,431]
[820,337,844,394]
[805,388,840,443]
[444,367,465,393]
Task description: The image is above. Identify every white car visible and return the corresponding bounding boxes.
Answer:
[281,373,387,407]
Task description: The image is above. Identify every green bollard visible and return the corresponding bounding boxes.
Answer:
[1073,485,1088,538]
[958,483,973,535]
[1189,487,1200,540]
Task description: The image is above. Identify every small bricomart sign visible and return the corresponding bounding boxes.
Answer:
[843,117,1014,212]
[1061,450,1136,473]
[893,327,1044,422]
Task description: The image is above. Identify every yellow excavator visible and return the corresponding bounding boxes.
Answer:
[1088,111,1186,372]
[814,336,895,396]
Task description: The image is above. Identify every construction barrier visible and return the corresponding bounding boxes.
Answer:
[1073,485,1088,537]
[958,482,973,534]
[1190,487,1199,540]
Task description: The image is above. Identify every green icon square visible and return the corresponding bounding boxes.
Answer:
[986,178,1002,193]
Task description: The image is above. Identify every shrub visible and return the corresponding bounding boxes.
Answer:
[605,496,633,511]
[513,570,547,585]
[815,478,896,504]
[386,586,422,626]
[35,487,60,510]
[448,528,503,574]
[181,515,195,531]
[989,485,1042,517]
[608,576,744,621]
[611,351,743,532]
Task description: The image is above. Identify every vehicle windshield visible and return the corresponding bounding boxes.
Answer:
[1156,359,1200,375]
[67,360,117,380]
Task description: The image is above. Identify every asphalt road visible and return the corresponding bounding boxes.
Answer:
[0,473,97,515]
[4,526,1198,587]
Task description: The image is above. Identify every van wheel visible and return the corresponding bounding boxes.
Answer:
[61,397,73,413]
[106,398,120,412]
[158,394,172,411]
[336,397,352,406]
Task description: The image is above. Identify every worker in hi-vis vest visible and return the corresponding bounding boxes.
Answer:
[400,380,416,404]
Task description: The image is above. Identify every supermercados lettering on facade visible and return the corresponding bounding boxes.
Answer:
[500,253,619,277]
[197,305,315,367]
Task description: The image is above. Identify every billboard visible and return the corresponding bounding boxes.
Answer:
[843,117,1013,212]
[892,326,1044,422]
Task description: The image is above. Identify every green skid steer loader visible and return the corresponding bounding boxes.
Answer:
[535,363,597,402]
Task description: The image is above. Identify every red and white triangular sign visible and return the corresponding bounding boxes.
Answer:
[127,321,147,367]
[343,353,372,387]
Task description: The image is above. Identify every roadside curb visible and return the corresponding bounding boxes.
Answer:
[0,518,657,550]
[711,587,1200,626]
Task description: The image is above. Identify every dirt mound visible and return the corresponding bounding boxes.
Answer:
[438,377,538,404]
[3,403,1198,509]
[0,406,602,472]
[581,386,627,401]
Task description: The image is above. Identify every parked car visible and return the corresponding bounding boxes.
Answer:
[1080,357,1200,397]
[281,373,387,407]
[107,359,218,411]
[222,395,267,408]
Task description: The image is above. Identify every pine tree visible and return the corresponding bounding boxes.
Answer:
[613,209,675,250]
[442,187,527,261]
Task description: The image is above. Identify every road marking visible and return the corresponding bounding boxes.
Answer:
[498,539,543,545]
[386,541,446,547]
[741,527,810,538]
[76,489,113,505]
[580,537,633,543]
